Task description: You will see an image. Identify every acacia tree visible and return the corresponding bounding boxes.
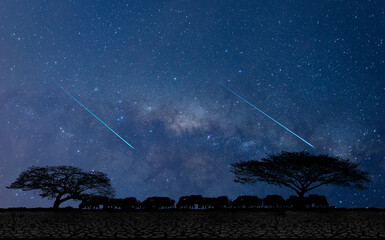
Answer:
[230,151,370,198]
[7,165,115,208]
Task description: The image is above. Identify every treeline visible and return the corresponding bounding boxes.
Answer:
[79,194,329,210]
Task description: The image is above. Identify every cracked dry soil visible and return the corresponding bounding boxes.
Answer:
[0,209,384,238]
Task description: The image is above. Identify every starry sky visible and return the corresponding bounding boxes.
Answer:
[1,0,384,208]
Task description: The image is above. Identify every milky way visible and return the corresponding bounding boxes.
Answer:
[0,0,384,208]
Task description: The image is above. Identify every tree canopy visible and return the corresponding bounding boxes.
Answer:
[230,151,371,198]
[7,165,114,208]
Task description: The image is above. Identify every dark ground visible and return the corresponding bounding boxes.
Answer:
[0,208,384,238]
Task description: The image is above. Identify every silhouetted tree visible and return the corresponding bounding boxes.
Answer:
[7,165,114,208]
[230,151,370,199]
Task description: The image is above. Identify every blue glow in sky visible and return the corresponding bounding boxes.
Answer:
[0,0,384,208]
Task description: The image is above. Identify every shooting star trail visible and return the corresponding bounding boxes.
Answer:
[217,82,315,148]
[53,81,134,150]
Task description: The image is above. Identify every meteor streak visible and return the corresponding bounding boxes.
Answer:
[218,82,314,148]
[53,81,134,150]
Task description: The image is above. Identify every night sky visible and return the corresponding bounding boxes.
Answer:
[1,0,384,208]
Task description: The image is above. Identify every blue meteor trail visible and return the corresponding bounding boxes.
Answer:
[53,81,134,150]
[217,82,315,148]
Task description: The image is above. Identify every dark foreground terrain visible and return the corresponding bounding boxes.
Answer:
[0,209,384,238]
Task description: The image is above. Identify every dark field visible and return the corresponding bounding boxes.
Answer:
[0,209,384,238]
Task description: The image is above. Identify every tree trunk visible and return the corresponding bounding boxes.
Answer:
[298,192,305,198]
[53,198,62,209]
[298,192,306,209]
[53,193,64,209]
[53,194,73,209]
